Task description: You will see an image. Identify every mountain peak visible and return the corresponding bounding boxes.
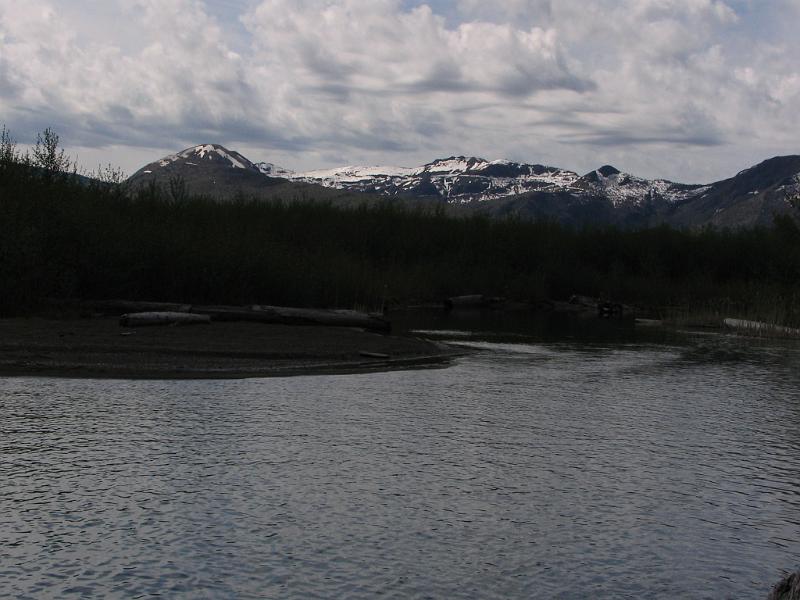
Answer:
[127,142,286,199]
[160,144,254,170]
[125,145,800,228]
[424,156,488,173]
[596,165,621,177]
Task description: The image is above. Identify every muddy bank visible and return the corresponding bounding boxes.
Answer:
[0,317,459,379]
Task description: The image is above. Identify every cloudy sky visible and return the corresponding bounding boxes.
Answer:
[1,0,798,182]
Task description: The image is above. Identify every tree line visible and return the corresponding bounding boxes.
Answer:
[1,126,798,325]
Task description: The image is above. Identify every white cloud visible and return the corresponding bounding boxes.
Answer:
[244,0,587,96]
[0,0,798,181]
[0,0,263,149]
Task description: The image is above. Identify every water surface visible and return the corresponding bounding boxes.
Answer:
[2,325,800,599]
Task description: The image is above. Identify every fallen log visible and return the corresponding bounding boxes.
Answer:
[723,318,800,338]
[254,305,391,333]
[635,318,663,327]
[69,299,390,332]
[192,305,391,333]
[359,351,390,359]
[191,305,275,323]
[119,312,211,327]
[88,300,193,314]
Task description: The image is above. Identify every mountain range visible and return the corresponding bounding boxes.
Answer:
[128,144,800,228]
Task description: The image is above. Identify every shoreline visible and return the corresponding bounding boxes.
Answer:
[0,316,463,380]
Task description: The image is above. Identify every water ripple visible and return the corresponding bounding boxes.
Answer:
[2,337,800,598]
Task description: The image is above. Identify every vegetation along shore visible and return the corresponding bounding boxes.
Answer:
[1,127,799,341]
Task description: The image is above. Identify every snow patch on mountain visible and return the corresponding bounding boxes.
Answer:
[158,144,252,170]
[292,165,418,184]
[776,172,800,201]
[125,146,800,228]
[279,156,588,203]
[136,145,719,208]
[422,157,482,174]
[254,162,295,178]
[580,167,707,207]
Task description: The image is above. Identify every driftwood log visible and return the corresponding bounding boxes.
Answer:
[119,312,211,327]
[724,318,800,338]
[193,305,391,333]
[768,571,800,600]
[359,351,390,359]
[89,300,193,314]
[75,300,390,333]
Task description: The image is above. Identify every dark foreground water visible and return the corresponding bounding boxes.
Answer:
[2,325,800,599]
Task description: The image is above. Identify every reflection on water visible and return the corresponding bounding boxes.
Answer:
[2,319,800,599]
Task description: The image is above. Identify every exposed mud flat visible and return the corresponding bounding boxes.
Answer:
[0,317,458,379]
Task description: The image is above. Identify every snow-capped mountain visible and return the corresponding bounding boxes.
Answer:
[663,155,800,229]
[279,156,583,204]
[573,165,709,208]
[127,145,800,228]
[128,144,286,199]
[127,145,713,208]
[156,144,255,170]
[261,156,713,208]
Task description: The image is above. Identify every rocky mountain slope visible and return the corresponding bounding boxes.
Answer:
[269,158,707,208]
[262,157,580,203]
[128,144,287,200]
[666,155,800,229]
[127,143,386,207]
[127,145,800,228]
[477,157,800,228]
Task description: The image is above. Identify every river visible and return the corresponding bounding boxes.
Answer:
[2,318,799,599]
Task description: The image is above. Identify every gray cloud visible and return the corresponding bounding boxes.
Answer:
[0,0,797,181]
[561,130,725,148]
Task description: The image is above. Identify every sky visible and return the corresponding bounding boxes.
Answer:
[1,0,799,182]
